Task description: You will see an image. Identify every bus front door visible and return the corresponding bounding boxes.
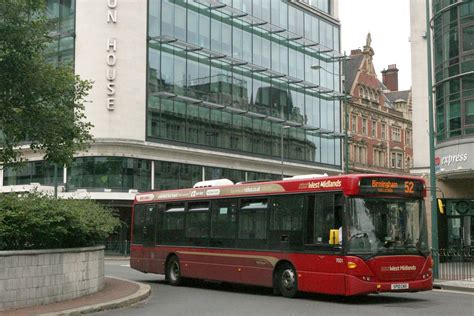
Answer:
[142,205,157,273]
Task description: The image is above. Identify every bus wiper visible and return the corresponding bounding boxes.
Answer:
[405,244,427,256]
[349,232,368,240]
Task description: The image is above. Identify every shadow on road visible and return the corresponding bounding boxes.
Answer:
[145,278,429,305]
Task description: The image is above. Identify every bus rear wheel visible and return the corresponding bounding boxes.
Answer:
[277,263,298,298]
[166,255,182,286]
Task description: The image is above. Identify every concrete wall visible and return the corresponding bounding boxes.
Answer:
[409,0,430,174]
[75,0,147,141]
[0,246,105,311]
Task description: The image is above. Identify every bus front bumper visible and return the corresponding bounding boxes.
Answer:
[345,275,433,296]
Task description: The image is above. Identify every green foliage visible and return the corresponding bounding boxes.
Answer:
[0,193,121,250]
[0,0,93,167]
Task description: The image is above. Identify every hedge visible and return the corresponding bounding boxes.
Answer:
[0,192,121,250]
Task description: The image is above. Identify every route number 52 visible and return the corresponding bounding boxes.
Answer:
[404,181,414,194]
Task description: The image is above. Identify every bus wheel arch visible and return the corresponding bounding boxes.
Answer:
[273,260,298,298]
[165,253,182,286]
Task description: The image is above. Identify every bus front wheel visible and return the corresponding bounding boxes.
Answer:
[166,255,182,286]
[277,263,298,298]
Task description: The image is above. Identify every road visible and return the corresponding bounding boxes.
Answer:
[98,259,474,316]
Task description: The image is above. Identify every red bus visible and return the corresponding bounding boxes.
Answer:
[130,174,432,297]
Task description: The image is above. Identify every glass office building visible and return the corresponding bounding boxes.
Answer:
[147,0,342,166]
[433,0,474,141]
[427,0,474,255]
[410,0,474,258]
[2,0,342,193]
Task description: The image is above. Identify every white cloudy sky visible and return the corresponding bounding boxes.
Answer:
[338,0,412,91]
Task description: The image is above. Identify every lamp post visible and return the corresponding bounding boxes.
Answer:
[340,53,351,174]
[280,125,290,179]
[426,0,439,278]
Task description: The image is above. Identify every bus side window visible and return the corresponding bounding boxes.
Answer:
[316,194,335,244]
[269,195,304,250]
[305,193,340,247]
[210,199,237,248]
[143,205,157,245]
[305,196,315,244]
[186,201,210,246]
[133,205,145,244]
[155,203,165,244]
[334,194,345,245]
[162,203,185,244]
[237,198,268,249]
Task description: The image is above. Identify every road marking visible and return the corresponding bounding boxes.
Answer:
[120,264,130,267]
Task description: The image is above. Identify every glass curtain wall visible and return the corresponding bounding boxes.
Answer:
[45,0,75,65]
[67,157,152,192]
[433,0,474,141]
[4,158,282,191]
[147,0,341,167]
[3,161,63,186]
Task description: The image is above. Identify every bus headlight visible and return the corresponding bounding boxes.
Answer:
[347,262,357,269]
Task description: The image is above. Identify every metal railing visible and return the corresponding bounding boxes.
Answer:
[93,240,130,256]
[432,248,473,281]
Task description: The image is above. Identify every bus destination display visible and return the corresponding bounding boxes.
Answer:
[359,178,424,196]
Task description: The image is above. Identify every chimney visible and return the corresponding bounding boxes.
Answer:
[350,49,362,56]
[381,64,399,91]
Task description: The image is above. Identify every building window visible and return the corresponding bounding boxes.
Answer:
[464,99,474,126]
[406,130,412,147]
[462,24,474,52]
[353,144,366,164]
[449,101,462,137]
[391,152,403,169]
[374,149,386,167]
[371,120,377,137]
[392,126,401,142]
[351,114,357,132]
[362,118,367,135]
[373,149,378,166]
[381,123,386,139]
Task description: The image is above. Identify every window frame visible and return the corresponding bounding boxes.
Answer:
[371,120,377,138]
[392,125,401,142]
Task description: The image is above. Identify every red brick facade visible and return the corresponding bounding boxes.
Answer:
[343,36,412,175]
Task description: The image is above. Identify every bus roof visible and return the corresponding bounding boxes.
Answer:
[135,174,426,204]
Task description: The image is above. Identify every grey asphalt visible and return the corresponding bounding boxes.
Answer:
[4,257,471,315]
[97,259,474,316]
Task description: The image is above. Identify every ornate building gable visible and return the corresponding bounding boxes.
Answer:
[343,35,413,175]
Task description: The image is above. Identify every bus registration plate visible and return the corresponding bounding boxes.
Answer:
[391,283,409,290]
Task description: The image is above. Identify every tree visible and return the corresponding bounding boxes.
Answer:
[0,192,122,250]
[0,0,93,167]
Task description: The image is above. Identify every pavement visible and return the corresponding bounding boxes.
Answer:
[433,278,474,293]
[1,256,473,316]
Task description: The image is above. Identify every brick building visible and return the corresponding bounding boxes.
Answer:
[343,35,412,174]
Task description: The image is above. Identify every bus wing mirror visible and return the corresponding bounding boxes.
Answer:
[437,199,445,214]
